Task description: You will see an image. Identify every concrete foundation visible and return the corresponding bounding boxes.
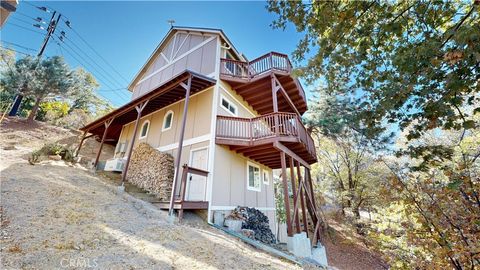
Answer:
[287,233,329,267]
[312,243,328,266]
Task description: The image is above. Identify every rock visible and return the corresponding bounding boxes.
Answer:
[3,145,16,150]
[241,229,255,239]
[229,206,276,244]
[48,155,62,161]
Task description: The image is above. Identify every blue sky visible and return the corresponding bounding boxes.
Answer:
[1,1,309,107]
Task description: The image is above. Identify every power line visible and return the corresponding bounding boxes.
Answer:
[8,23,45,35]
[1,41,37,52]
[53,36,128,105]
[0,46,32,56]
[56,35,129,101]
[61,17,130,84]
[61,34,126,90]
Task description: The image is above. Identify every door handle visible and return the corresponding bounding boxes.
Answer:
[189,175,193,181]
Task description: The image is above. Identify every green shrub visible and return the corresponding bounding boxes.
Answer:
[28,143,75,164]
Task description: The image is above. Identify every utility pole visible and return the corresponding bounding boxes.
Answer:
[8,11,61,116]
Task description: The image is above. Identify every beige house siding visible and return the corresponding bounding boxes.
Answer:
[117,88,213,151]
[132,32,218,100]
[211,144,276,230]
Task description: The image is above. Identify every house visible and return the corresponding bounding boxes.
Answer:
[0,0,18,28]
[79,26,322,245]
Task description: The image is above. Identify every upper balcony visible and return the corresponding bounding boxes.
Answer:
[216,112,317,169]
[219,52,308,115]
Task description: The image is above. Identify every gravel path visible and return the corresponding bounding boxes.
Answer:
[0,118,298,270]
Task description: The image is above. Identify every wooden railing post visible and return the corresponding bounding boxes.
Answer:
[179,164,189,202]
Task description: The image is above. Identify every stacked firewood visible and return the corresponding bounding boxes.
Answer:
[229,206,276,244]
[126,142,174,201]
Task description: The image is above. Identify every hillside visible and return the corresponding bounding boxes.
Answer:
[0,118,300,269]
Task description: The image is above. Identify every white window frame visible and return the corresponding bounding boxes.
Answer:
[139,120,150,139]
[263,170,270,185]
[162,110,174,131]
[220,95,238,116]
[246,161,261,192]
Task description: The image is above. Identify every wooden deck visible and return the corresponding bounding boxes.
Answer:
[153,200,209,210]
[219,52,308,115]
[216,112,317,168]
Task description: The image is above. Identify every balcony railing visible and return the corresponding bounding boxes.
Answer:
[216,112,316,158]
[220,52,292,80]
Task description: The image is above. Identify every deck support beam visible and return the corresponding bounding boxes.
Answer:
[280,151,293,237]
[94,118,114,169]
[273,141,310,169]
[121,100,149,183]
[272,74,301,116]
[289,156,301,233]
[169,75,192,218]
[297,161,309,238]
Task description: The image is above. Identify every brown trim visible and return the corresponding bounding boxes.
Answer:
[75,132,95,157]
[80,70,215,133]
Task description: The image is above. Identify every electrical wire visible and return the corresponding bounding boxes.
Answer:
[61,34,126,90]
[1,41,37,52]
[7,23,45,35]
[0,46,32,56]
[57,36,130,101]
[60,17,130,84]
[52,36,128,105]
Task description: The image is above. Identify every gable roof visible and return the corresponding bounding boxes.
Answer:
[127,26,243,91]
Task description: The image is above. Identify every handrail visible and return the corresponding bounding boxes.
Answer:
[220,52,306,101]
[216,112,316,158]
[177,164,209,202]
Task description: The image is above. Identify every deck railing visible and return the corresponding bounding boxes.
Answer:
[176,164,209,202]
[216,112,316,158]
[220,52,292,80]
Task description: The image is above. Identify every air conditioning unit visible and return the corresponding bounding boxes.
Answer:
[104,158,126,172]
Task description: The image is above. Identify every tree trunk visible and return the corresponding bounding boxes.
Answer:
[27,97,42,121]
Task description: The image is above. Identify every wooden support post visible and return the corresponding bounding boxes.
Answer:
[289,156,301,233]
[297,161,309,237]
[121,101,149,184]
[306,168,322,242]
[75,131,87,157]
[271,74,279,136]
[169,75,192,217]
[94,118,114,168]
[280,151,293,237]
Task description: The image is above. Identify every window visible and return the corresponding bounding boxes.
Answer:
[247,162,261,192]
[263,171,270,185]
[221,96,237,116]
[162,110,174,131]
[139,120,150,139]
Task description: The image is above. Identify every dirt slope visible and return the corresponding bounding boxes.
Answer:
[0,118,299,269]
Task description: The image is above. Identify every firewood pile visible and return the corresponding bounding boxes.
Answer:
[229,206,276,244]
[126,142,174,200]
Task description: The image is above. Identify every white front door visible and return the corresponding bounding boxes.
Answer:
[186,148,208,201]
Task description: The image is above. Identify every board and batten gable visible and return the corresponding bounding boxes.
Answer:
[131,31,218,100]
